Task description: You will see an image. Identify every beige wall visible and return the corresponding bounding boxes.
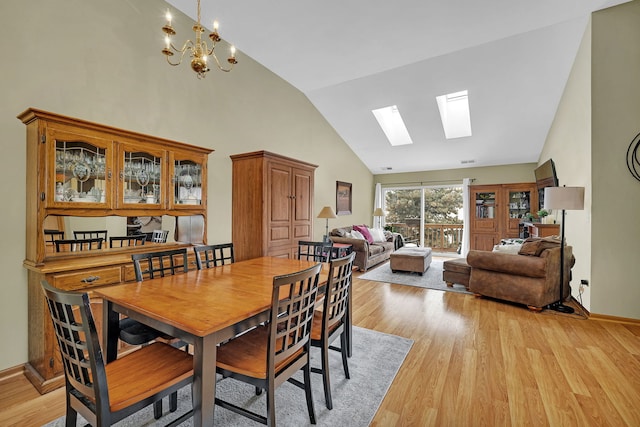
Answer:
[591,1,640,318]
[541,0,640,319]
[0,0,373,371]
[539,18,593,309]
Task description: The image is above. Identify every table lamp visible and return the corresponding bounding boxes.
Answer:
[317,206,337,243]
[373,207,385,229]
[543,186,584,313]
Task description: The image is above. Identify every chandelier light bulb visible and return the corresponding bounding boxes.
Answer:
[213,20,219,32]
[165,10,172,25]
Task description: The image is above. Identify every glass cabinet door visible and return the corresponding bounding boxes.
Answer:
[52,133,111,206]
[508,190,530,220]
[474,191,496,219]
[119,146,164,206]
[173,158,204,206]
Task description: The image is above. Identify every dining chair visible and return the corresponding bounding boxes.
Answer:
[124,248,190,416]
[73,229,108,240]
[193,242,235,269]
[44,229,64,242]
[109,234,147,248]
[40,280,194,426]
[214,263,322,426]
[44,229,65,252]
[297,240,333,262]
[54,237,104,252]
[151,229,170,243]
[310,252,355,409]
[130,248,189,281]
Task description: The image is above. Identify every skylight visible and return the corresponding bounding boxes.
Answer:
[436,90,472,139]
[372,105,413,146]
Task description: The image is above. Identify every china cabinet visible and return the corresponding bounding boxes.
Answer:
[18,108,212,393]
[231,151,316,261]
[469,182,538,250]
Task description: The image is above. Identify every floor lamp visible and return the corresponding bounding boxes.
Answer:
[543,186,584,313]
[317,206,337,243]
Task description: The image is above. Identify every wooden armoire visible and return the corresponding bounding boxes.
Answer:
[469,182,538,251]
[231,151,317,260]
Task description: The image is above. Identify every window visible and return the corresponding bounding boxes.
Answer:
[436,90,472,139]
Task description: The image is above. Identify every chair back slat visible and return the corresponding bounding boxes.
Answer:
[194,243,235,269]
[270,263,321,365]
[44,229,65,243]
[151,230,169,243]
[109,234,146,248]
[297,240,333,262]
[55,238,104,252]
[74,230,108,240]
[322,253,355,330]
[131,248,189,281]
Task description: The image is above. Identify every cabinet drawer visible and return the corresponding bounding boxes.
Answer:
[51,267,122,291]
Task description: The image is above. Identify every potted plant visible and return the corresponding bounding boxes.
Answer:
[537,209,553,224]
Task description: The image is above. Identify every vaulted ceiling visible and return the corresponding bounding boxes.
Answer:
[167,0,629,174]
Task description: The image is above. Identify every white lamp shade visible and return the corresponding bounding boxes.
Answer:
[317,206,337,219]
[544,186,584,211]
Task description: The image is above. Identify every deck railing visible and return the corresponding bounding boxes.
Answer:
[390,223,463,253]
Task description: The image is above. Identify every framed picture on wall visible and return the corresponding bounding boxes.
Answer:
[336,181,352,215]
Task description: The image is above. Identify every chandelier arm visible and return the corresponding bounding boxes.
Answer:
[164,39,194,66]
[207,53,235,72]
[165,49,188,67]
[175,39,195,55]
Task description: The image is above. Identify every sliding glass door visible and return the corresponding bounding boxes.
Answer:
[383,185,463,253]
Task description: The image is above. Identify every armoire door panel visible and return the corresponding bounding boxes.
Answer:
[270,226,290,242]
[293,171,311,222]
[269,167,291,222]
[293,225,311,239]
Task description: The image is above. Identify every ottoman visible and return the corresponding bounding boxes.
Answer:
[390,247,433,275]
[442,258,471,289]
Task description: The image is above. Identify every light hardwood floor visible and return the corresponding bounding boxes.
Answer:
[2,261,640,426]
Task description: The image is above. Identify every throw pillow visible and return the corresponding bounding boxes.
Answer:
[518,237,561,256]
[493,244,522,254]
[518,240,541,256]
[370,227,386,242]
[353,225,374,243]
[350,229,365,240]
[331,228,346,237]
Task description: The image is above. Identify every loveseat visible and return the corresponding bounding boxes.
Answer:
[467,237,574,310]
[329,226,401,272]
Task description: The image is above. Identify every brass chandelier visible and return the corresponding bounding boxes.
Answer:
[162,0,237,79]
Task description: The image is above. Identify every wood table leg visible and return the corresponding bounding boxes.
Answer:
[102,300,120,363]
[192,335,218,427]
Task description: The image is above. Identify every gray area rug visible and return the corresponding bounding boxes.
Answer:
[360,259,471,294]
[43,326,412,427]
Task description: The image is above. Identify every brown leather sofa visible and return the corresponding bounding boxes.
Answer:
[467,238,574,310]
[329,226,400,272]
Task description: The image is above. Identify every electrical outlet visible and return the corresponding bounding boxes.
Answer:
[580,279,589,287]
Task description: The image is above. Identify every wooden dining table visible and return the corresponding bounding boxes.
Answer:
[94,256,330,427]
